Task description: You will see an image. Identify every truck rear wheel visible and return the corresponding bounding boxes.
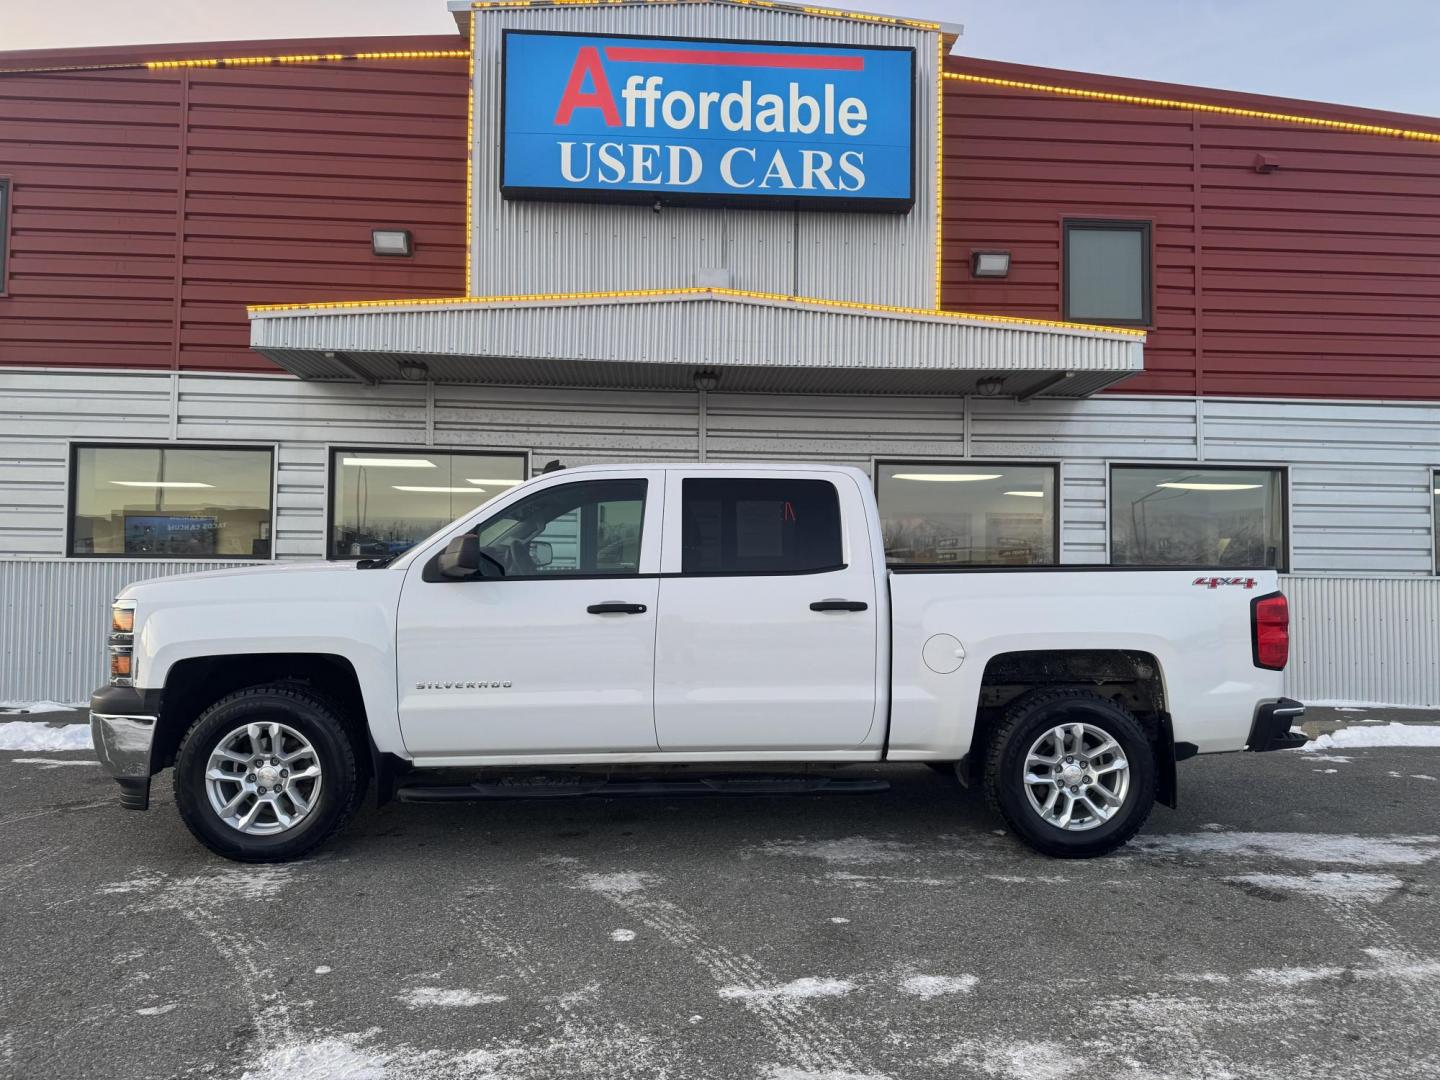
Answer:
[984,688,1155,858]
[173,684,364,863]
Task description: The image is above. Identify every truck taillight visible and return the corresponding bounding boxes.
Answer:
[1252,592,1289,671]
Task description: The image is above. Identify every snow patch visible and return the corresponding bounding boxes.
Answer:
[1302,723,1440,752]
[580,871,659,895]
[761,1069,893,1080]
[1306,754,1353,763]
[239,1036,389,1080]
[1312,768,1339,774]
[984,874,1070,884]
[829,917,850,924]
[609,928,636,942]
[314,966,331,975]
[99,871,166,896]
[1412,774,1437,781]
[1245,965,1346,987]
[399,987,507,1009]
[0,722,93,751]
[1227,870,1404,902]
[756,836,915,865]
[719,977,854,1002]
[899,974,977,999]
[135,1003,178,1016]
[937,1039,1071,1080]
[1132,830,1440,865]
[0,701,84,714]
[11,757,98,768]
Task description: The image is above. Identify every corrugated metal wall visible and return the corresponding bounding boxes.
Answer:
[1,557,233,703]
[0,35,468,374]
[1283,575,1440,707]
[468,7,939,307]
[3,369,1437,572]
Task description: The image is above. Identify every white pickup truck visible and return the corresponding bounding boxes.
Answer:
[91,463,1303,862]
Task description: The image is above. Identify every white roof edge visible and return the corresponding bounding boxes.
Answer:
[248,291,1145,344]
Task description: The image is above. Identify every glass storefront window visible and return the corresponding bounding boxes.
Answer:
[70,445,274,558]
[876,462,1058,566]
[330,449,527,559]
[1111,465,1286,569]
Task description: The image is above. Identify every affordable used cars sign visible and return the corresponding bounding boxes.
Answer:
[500,31,915,212]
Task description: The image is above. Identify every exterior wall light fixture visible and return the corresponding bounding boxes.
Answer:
[976,376,1006,397]
[693,371,721,392]
[970,250,1011,278]
[399,360,429,382]
[372,229,414,257]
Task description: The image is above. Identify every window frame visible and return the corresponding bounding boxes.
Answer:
[325,445,530,562]
[1433,469,1439,577]
[872,459,1062,569]
[66,441,277,561]
[0,177,11,297]
[1106,461,1290,572]
[1061,218,1154,328]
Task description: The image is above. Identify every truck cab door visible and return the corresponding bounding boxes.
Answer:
[396,471,663,759]
[652,470,881,752]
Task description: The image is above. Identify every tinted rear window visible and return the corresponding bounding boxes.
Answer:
[681,478,843,574]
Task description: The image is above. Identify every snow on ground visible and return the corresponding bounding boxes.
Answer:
[579,871,659,895]
[1301,723,1440,752]
[609,929,636,942]
[1131,830,1440,865]
[0,722,93,751]
[898,975,978,999]
[718,977,854,1002]
[10,757,98,768]
[1226,871,1404,902]
[754,837,916,865]
[0,701,84,714]
[398,987,507,1009]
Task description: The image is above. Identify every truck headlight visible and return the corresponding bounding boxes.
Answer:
[110,601,136,686]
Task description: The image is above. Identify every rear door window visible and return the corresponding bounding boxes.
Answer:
[681,478,843,574]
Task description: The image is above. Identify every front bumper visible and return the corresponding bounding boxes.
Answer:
[1246,697,1308,752]
[90,685,160,810]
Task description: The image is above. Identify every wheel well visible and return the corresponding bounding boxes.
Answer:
[966,649,1169,787]
[152,653,369,773]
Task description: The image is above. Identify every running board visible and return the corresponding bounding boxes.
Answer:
[395,774,890,802]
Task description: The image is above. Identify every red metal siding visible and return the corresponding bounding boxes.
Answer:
[0,36,467,373]
[942,57,1440,399]
[3,38,1439,401]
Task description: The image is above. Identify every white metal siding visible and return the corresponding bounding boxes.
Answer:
[1283,575,1440,708]
[469,6,940,307]
[1,558,235,704]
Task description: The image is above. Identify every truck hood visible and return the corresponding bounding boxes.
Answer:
[117,559,370,600]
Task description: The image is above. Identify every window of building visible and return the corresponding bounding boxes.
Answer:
[1063,220,1151,326]
[1110,465,1286,569]
[330,448,526,560]
[69,445,274,558]
[876,462,1058,566]
[0,178,10,294]
[682,477,843,575]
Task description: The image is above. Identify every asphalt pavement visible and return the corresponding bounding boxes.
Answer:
[4,710,1440,1079]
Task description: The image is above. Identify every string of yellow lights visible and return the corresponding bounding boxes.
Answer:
[246,286,1147,337]
[943,70,1440,144]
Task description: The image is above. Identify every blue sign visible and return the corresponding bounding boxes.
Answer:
[500,30,915,212]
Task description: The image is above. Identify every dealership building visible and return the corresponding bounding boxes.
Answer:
[2,0,1439,706]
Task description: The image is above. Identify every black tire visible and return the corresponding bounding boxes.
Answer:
[984,688,1155,858]
[173,684,365,863]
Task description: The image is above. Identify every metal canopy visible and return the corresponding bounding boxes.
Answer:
[248,290,1144,399]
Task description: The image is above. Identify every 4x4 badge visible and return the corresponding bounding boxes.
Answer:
[1192,576,1258,589]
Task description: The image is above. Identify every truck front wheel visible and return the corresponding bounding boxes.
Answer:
[173,685,364,863]
[984,689,1156,858]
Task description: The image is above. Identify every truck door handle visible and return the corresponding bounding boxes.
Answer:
[810,599,868,612]
[587,602,648,615]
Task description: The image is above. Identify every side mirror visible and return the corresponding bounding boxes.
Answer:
[528,540,554,568]
[437,535,480,580]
